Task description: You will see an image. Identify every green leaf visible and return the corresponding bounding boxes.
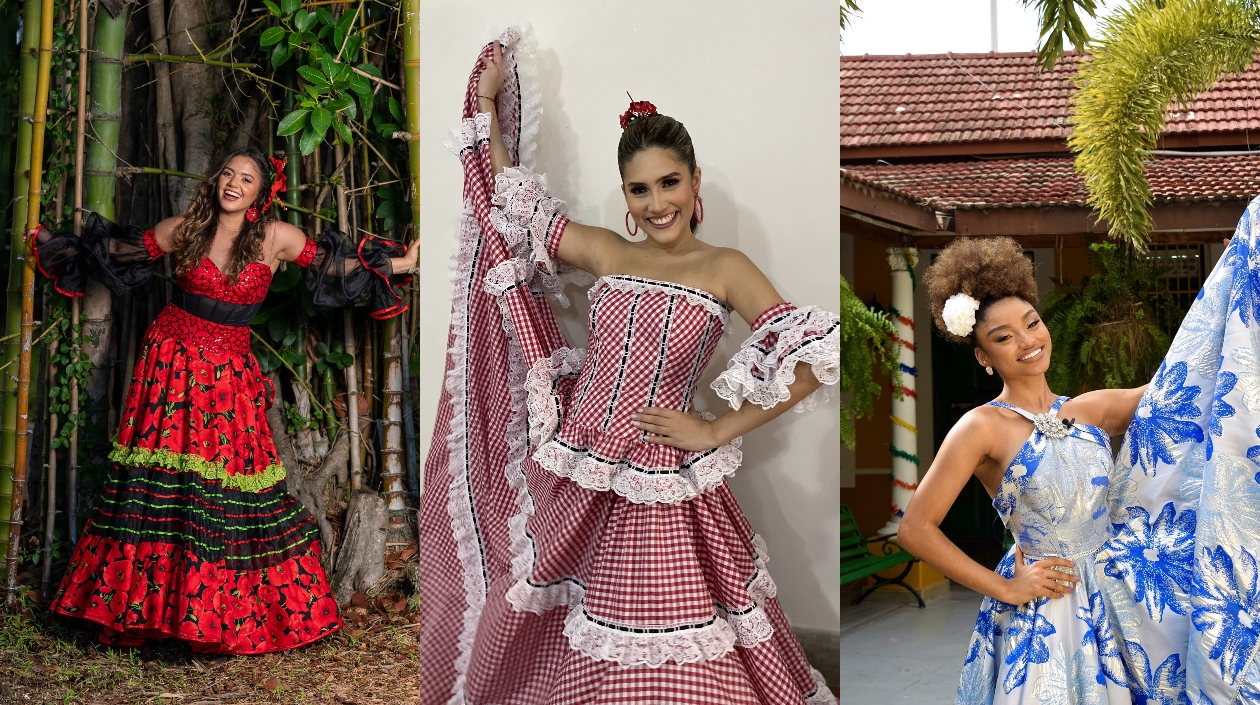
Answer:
[310,107,332,138]
[288,30,302,47]
[260,26,285,47]
[268,316,288,343]
[356,62,381,78]
[334,11,354,50]
[297,65,329,89]
[342,35,362,62]
[376,122,400,139]
[280,346,306,368]
[251,308,273,326]
[271,263,302,292]
[348,73,371,96]
[280,0,300,16]
[270,44,294,69]
[327,95,353,112]
[374,199,397,221]
[263,0,281,17]
[281,329,299,348]
[333,119,353,146]
[376,186,400,201]
[276,108,309,136]
[309,43,326,61]
[294,8,316,33]
[317,8,335,26]
[320,54,335,80]
[388,96,402,122]
[299,125,321,155]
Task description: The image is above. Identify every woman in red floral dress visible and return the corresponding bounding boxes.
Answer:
[32,148,417,654]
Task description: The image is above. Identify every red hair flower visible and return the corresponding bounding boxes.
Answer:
[619,95,659,130]
[262,155,288,212]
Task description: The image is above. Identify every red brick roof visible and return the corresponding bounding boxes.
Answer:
[841,153,1260,210]
[841,51,1260,149]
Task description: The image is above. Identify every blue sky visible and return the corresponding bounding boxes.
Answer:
[841,0,1113,56]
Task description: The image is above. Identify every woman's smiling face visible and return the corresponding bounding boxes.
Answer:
[621,147,700,246]
[216,155,264,215]
[974,296,1052,378]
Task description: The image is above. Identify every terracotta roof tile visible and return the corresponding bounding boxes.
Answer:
[841,154,1260,209]
[841,51,1260,148]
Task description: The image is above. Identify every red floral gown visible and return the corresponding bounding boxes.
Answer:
[32,214,407,654]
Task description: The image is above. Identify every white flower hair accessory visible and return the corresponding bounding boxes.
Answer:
[942,292,982,338]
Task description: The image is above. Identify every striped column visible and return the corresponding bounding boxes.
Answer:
[880,247,919,537]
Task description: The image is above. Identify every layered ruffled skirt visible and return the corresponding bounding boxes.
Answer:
[49,306,341,653]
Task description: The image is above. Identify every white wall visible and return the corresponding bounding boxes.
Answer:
[419,1,840,633]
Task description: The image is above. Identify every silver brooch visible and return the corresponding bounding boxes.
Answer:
[1032,413,1073,439]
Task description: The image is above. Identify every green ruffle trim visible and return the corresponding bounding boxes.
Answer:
[108,443,287,493]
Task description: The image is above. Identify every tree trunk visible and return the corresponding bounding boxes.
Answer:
[0,0,42,583]
[166,0,219,211]
[145,0,178,217]
[331,488,386,605]
[334,137,363,490]
[67,0,90,545]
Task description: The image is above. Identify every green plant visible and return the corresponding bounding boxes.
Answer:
[840,276,902,449]
[1042,241,1184,393]
[1070,0,1256,249]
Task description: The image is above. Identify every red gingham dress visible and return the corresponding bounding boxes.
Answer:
[418,29,837,704]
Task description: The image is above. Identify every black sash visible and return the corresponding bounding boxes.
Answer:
[171,287,262,327]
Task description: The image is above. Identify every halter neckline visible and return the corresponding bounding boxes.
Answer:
[986,396,1068,421]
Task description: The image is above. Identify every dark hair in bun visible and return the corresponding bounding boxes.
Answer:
[923,237,1039,344]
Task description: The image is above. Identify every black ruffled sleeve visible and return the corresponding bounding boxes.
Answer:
[302,229,411,319]
[32,212,164,296]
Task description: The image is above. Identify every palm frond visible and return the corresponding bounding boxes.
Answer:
[1024,0,1101,69]
[840,0,862,33]
[1069,0,1256,250]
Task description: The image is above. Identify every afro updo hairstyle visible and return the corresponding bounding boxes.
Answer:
[923,237,1039,345]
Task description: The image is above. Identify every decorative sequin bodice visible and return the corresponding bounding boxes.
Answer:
[150,260,274,354]
[990,397,1114,561]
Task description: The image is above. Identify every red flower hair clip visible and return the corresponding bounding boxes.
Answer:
[246,155,289,223]
[619,94,659,130]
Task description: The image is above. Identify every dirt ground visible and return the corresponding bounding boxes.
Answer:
[0,586,422,705]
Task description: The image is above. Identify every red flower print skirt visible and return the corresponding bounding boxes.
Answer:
[48,306,342,653]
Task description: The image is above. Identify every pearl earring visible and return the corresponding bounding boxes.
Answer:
[986,366,994,376]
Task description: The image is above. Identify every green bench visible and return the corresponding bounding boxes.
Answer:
[841,504,925,608]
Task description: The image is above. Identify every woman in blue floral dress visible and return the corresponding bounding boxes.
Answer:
[898,237,1153,704]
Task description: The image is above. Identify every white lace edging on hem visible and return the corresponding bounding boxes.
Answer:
[491,166,567,300]
[563,604,738,668]
[805,667,838,704]
[712,305,840,413]
[531,433,744,505]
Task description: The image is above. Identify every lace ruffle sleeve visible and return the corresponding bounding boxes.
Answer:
[302,229,410,319]
[32,212,163,296]
[711,303,840,412]
[490,165,570,286]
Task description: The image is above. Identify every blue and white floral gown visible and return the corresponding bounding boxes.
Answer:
[956,397,1135,704]
[1099,195,1260,705]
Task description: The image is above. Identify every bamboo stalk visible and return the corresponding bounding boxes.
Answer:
[124,53,253,69]
[283,67,302,229]
[0,0,43,584]
[400,308,418,500]
[40,335,56,598]
[7,0,56,607]
[66,0,88,545]
[401,0,420,500]
[335,135,363,490]
[381,318,406,522]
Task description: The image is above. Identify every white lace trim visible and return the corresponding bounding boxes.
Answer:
[443,111,491,157]
[590,276,732,334]
[442,200,486,705]
[805,667,838,704]
[442,27,536,705]
[531,429,744,505]
[523,347,587,448]
[491,166,567,300]
[563,604,737,668]
[712,305,840,412]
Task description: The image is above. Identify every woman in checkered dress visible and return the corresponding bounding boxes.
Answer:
[432,42,840,703]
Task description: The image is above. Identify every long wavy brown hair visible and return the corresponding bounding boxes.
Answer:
[171,148,276,283]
